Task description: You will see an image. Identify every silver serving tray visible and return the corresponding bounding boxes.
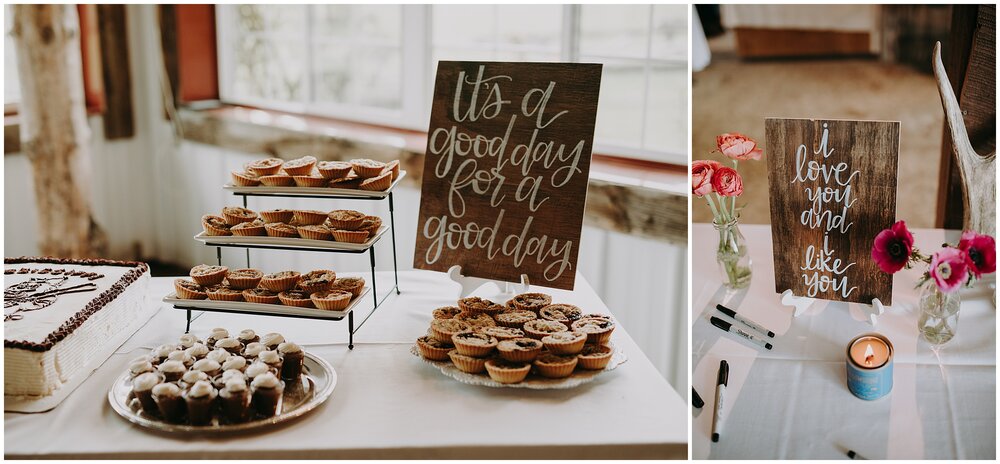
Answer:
[411,343,627,390]
[163,286,370,320]
[194,225,388,251]
[108,352,336,434]
[223,171,407,198]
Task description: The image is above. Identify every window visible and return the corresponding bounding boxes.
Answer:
[216,4,688,164]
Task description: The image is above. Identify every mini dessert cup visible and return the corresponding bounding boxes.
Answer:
[280,156,317,176]
[278,342,304,380]
[448,350,488,374]
[571,318,616,345]
[157,360,187,382]
[237,329,260,345]
[220,378,252,423]
[180,370,209,390]
[452,332,499,357]
[349,158,386,178]
[278,289,314,308]
[298,270,337,293]
[178,334,201,349]
[533,353,579,378]
[183,380,218,425]
[259,174,295,186]
[128,359,154,378]
[222,355,248,373]
[432,306,462,320]
[495,309,537,329]
[193,358,223,378]
[258,350,284,373]
[264,222,299,238]
[328,174,362,189]
[243,288,280,305]
[454,312,497,329]
[260,271,301,291]
[430,319,472,343]
[261,333,285,351]
[222,206,259,225]
[485,359,531,384]
[231,170,260,187]
[245,362,274,381]
[214,369,247,390]
[310,290,352,311]
[206,285,244,302]
[260,209,294,224]
[206,328,230,348]
[226,268,263,290]
[185,343,210,360]
[206,348,232,365]
[541,331,587,355]
[251,372,285,418]
[326,210,366,230]
[359,171,392,191]
[577,344,614,370]
[539,304,583,324]
[330,229,369,243]
[201,214,232,236]
[497,338,543,362]
[416,336,454,361]
[511,292,552,312]
[330,277,365,298]
[523,320,569,340]
[166,350,195,368]
[247,158,284,176]
[131,372,163,413]
[151,382,186,423]
[231,220,266,236]
[293,175,328,187]
[297,225,332,241]
[457,296,496,314]
[476,326,525,341]
[174,279,206,300]
[190,264,228,286]
[215,337,244,355]
[317,161,353,179]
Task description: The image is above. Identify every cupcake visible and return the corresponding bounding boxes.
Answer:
[132,372,163,413]
[317,160,353,179]
[259,174,295,186]
[260,271,301,291]
[231,170,260,187]
[523,319,569,340]
[511,292,552,312]
[485,358,531,384]
[226,268,263,290]
[129,359,154,379]
[326,210,366,230]
[447,350,487,374]
[359,171,392,191]
[215,337,243,355]
[193,358,223,378]
[330,229,369,244]
[202,214,232,236]
[495,309,537,329]
[251,372,285,418]
[328,174,362,189]
[260,209,294,224]
[206,328,230,347]
[293,209,328,226]
[571,317,616,345]
[451,332,498,358]
[262,333,285,351]
[297,225,332,241]
[496,337,543,362]
[298,270,337,293]
[264,222,299,238]
[476,326,525,341]
[151,382,185,423]
[330,277,365,298]
[173,279,206,300]
[258,350,283,373]
[206,284,244,302]
[432,306,462,320]
[416,336,453,361]
[357,216,383,238]
[243,342,266,361]
[245,362,274,381]
[183,380,218,425]
[157,360,187,382]
[237,329,260,345]
[533,353,579,379]
[190,265,228,286]
[577,344,614,370]
[214,369,246,390]
[349,159,386,178]
[222,206,258,225]
[310,290,352,311]
[166,350,194,368]
[278,289,314,308]
[231,219,266,236]
[222,355,248,373]
[219,378,252,423]
[293,175,328,187]
[247,158,284,176]
[277,342,304,380]
[454,312,497,329]
[541,331,587,355]
[457,296,496,314]
[430,319,472,343]
[151,344,178,365]
[179,370,209,390]
[280,156,317,176]
[539,304,583,324]
[178,334,201,350]
[206,348,232,365]
[185,343,210,360]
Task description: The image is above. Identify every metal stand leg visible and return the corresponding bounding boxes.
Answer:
[348,311,354,350]
[186,309,192,333]
[216,247,222,266]
[389,192,400,294]
[369,248,378,310]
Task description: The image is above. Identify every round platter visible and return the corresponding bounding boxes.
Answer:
[108,352,336,434]
[410,344,627,389]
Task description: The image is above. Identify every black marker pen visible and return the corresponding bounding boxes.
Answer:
[711,360,728,443]
[716,304,776,337]
[711,316,773,350]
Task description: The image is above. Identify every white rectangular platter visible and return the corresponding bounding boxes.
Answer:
[163,286,370,320]
[223,171,406,199]
[194,225,388,252]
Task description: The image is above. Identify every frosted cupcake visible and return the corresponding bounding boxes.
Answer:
[206,348,232,365]
[251,372,285,417]
[261,333,285,351]
[214,337,243,355]
[277,342,304,380]
[179,370,209,390]
[129,359,154,379]
[183,380,218,425]
[193,359,222,378]
[166,350,194,368]
[243,342,266,361]
[157,360,187,382]
[152,382,185,423]
[258,350,283,373]
[237,329,260,345]
[178,334,201,350]
[132,372,163,413]
[205,327,230,347]
[222,355,248,373]
[220,378,252,423]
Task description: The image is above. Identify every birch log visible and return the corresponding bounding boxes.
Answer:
[12,5,107,257]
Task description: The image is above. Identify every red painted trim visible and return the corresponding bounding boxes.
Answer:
[77,4,105,114]
[176,5,219,101]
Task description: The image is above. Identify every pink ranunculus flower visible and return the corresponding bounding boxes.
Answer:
[871,220,915,274]
[691,159,722,197]
[929,247,970,293]
[716,133,763,161]
[711,166,743,197]
[958,231,996,278]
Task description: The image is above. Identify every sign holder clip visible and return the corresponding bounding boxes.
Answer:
[448,265,530,299]
[781,289,886,326]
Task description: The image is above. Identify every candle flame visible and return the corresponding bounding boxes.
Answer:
[864,343,874,367]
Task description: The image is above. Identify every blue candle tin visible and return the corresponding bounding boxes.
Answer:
[846,333,894,401]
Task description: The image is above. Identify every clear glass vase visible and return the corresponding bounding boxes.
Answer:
[714,218,752,290]
[917,285,961,347]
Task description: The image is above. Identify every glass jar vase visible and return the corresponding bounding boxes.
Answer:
[713,217,752,290]
[917,284,961,347]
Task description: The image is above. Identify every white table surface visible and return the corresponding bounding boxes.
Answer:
[5,270,687,459]
[691,224,996,460]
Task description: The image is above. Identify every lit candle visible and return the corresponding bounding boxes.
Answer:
[846,333,894,400]
[849,336,890,368]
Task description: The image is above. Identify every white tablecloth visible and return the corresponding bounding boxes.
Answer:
[5,271,686,459]
[691,224,996,459]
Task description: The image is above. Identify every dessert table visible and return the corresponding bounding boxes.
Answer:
[691,224,996,459]
[5,271,686,459]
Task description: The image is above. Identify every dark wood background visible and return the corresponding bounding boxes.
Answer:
[766,118,899,304]
[414,61,602,290]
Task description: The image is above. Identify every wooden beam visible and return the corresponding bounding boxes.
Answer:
[176,5,219,102]
[158,4,180,115]
[96,4,134,139]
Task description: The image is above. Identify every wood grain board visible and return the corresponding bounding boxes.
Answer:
[414,61,602,290]
[765,118,899,304]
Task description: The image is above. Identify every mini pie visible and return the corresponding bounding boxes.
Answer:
[349,159,386,178]
[202,214,232,236]
[278,289,314,308]
[430,319,471,343]
[496,337,543,362]
[298,270,337,294]
[533,353,579,379]
[317,161,353,179]
[231,170,260,187]
[231,219,266,236]
[476,325,525,341]
[359,171,392,191]
[511,292,552,312]
[485,358,531,384]
[454,312,497,329]
[222,206,258,225]
[384,160,401,181]
[259,174,295,187]
[190,265,228,286]
[416,336,453,361]
[330,229,369,244]
[206,285,244,302]
[297,225,332,241]
[541,331,587,355]
[260,209,294,224]
[571,317,615,344]
[357,216,382,237]
[174,279,206,300]
[432,306,462,320]
[226,268,263,290]
[330,277,365,297]
[264,222,299,238]
[293,210,328,226]
[457,296,495,314]
[495,309,537,329]
[327,210,366,230]
[310,290,352,311]
[293,175,328,187]
[539,304,583,324]
[247,158,284,176]
[447,350,487,374]
[242,288,280,305]
[281,155,317,176]
[328,174,362,189]
[523,319,569,340]
[260,271,301,291]
[577,344,614,370]
[451,332,498,357]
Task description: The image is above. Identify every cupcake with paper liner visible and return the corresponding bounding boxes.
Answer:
[357,216,383,238]
[311,290,352,311]
[258,350,284,374]
[496,337,543,362]
[432,306,462,320]
[416,335,454,361]
[447,350,488,374]
[185,343,210,360]
[262,333,285,351]
[182,380,217,425]
[577,344,614,370]
[251,372,285,417]
[132,372,163,413]
[330,229,369,244]
[278,289,314,308]
[485,358,531,384]
[317,160,354,179]
[264,222,299,238]
[202,214,232,236]
[476,325,525,341]
[359,170,392,191]
[226,268,263,290]
[328,174,362,189]
[349,159,386,178]
[454,312,497,329]
[179,370,209,390]
[278,342,304,379]
[297,224,333,241]
[330,276,365,298]
[297,270,337,293]
[205,348,231,365]
[214,337,243,355]
[220,377,252,423]
[222,206,258,225]
[541,331,587,355]
[222,355,248,373]
[166,350,195,368]
[539,304,583,324]
[157,360,187,382]
[260,209,294,224]
[231,219,266,236]
[247,158,284,176]
[206,284,244,302]
[174,279,206,300]
[193,358,223,378]
[280,155,317,176]
[237,329,260,345]
[152,382,185,423]
[190,265,228,286]
[259,173,295,186]
[533,353,579,378]
[292,209,328,226]
[523,319,569,340]
[430,318,471,343]
[231,170,260,187]
[451,332,498,357]
[260,271,300,292]
[511,292,552,312]
[293,175,328,187]
[571,317,615,344]
[243,342,266,362]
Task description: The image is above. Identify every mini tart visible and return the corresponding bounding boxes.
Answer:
[297,225,332,241]
[571,317,616,344]
[298,269,337,294]
[231,219,266,236]
[174,279,206,300]
[242,288,280,305]
[331,229,369,244]
[539,304,583,324]
[432,306,462,320]
[330,277,365,297]
[293,210,328,226]
[293,175,328,187]
[260,209,294,224]
[260,271,301,291]
[359,171,392,191]
[328,174,362,189]
[259,174,295,187]
[447,350,487,374]
[457,296,495,314]
[416,336,453,361]
[533,353,579,378]
[523,319,569,340]
[496,337,543,362]
[495,309,538,329]
[349,158,386,178]
[454,312,497,329]
[451,332,498,358]
[202,214,232,236]
[577,344,614,370]
[327,210,366,230]
[226,268,263,290]
[247,158,284,176]
[511,292,552,312]
[430,319,472,343]
[190,264,228,286]
[384,160,401,181]
[476,325,525,341]
[278,289,314,308]
[206,285,244,302]
[231,170,260,187]
[264,222,299,238]
[485,358,531,384]
[310,290,352,311]
[358,216,382,237]
[281,155,317,176]
[222,206,258,225]
[317,161,353,179]
[541,331,587,355]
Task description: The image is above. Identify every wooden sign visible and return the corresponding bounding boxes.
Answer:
[765,118,899,305]
[413,61,602,290]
